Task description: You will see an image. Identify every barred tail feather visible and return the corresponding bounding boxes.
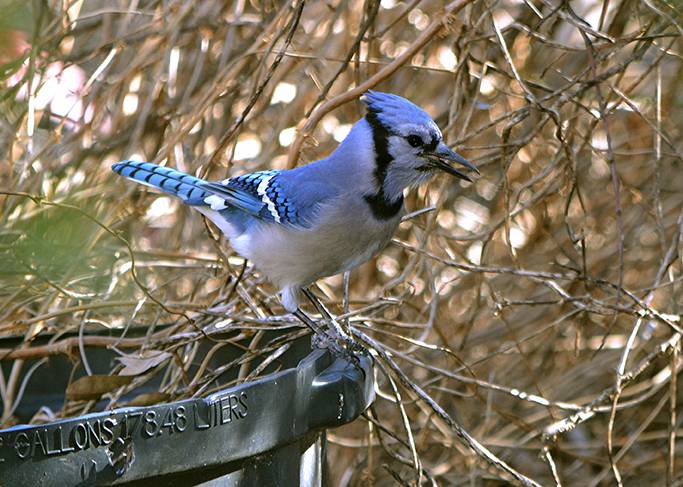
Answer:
[111,160,209,205]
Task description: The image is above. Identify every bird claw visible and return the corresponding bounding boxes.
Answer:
[294,301,367,373]
[318,321,367,373]
[311,332,331,349]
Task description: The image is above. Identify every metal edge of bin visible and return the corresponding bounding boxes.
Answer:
[0,349,374,486]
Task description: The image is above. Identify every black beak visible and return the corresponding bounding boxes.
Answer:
[423,143,479,182]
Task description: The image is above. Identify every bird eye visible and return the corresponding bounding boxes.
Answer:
[406,135,423,148]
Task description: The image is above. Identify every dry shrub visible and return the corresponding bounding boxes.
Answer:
[1,0,682,484]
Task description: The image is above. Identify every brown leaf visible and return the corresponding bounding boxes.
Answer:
[117,351,171,376]
[66,375,134,401]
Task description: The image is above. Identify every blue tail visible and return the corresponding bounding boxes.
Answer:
[111,160,210,205]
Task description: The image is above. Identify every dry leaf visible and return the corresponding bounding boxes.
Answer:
[117,351,171,376]
[66,375,134,401]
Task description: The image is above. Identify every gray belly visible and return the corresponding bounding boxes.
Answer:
[232,201,402,289]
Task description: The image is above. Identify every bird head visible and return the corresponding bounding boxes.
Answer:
[360,91,478,201]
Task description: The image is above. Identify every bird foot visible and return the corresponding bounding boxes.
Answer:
[311,331,332,349]
[294,309,365,372]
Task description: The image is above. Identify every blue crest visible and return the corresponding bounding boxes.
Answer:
[361,91,435,129]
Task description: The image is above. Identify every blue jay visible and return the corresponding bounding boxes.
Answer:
[113,91,477,316]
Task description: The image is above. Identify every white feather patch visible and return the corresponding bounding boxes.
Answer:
[256,175,280,223]
[204,194,227,210]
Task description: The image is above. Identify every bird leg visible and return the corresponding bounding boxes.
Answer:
[302,288,350,337]
[342,271,351,329]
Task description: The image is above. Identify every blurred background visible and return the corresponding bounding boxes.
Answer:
[1,0,682,484]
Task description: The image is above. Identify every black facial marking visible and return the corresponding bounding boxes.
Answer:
[424,132,438,152]
[364,112,403,220]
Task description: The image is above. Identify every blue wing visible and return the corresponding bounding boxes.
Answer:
[201,170,284,222]
[204,170,334,228]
